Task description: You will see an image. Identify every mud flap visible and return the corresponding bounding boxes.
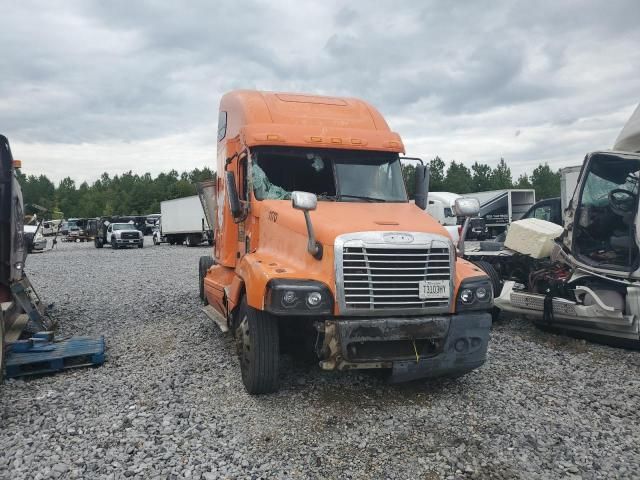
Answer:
[390,312,491,383]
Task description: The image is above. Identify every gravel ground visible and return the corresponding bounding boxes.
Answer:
[1,239,639,479]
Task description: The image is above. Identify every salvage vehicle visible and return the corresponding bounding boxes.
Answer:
[94,220,143,249]
[197,90,493,394]
[485,105,640,348]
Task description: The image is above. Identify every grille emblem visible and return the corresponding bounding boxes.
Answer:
[383,233,413,244]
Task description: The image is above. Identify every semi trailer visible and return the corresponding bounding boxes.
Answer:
[197,90,493,394]
[467,189,536,237]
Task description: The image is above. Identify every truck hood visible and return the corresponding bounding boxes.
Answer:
[259,200,452,245]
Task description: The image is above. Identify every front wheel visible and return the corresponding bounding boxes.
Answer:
[95,238,104,249]
[138,242,144,249]
[235,297,280,394]
[111,238,118,249]
[153,236,159,245]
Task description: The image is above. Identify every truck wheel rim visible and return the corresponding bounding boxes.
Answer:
[235,315,251,381]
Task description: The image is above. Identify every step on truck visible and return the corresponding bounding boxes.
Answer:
[198,90,493,394]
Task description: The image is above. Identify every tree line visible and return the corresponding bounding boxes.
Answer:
[402,157,561,201]
[18,157,561,219]
[17,168,216,219]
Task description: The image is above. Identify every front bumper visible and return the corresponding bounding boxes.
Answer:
[115,238,142,245]
[319,312,491,381]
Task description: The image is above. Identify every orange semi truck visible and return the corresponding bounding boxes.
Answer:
[198,90,493,394]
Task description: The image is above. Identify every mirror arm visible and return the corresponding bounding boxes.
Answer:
[303,211,323,260]
[457,217,471,257]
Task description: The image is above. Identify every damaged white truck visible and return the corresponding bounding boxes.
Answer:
[490,105,640,348]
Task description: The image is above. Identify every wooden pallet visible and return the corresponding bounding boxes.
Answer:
[5,335,105,378]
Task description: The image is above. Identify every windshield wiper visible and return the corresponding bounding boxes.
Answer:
[317,193,338,201]
[339,194,388,202]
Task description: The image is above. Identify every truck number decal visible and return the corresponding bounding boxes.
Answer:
[268,211,278,223]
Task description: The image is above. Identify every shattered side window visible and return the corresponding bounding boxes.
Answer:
[252,163,291,200]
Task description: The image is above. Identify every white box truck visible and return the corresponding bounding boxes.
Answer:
[153,195,212,247]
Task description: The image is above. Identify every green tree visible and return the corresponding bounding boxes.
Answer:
[471,162,493,191]
[402,163,416,199]
[57,177,78,217]
[530,163,561,200]
[429,157,446,191]
[443,161,473,194]
[514,173,533,189]
[490,158,512,189]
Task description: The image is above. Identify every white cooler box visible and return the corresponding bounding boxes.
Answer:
[504,218,564,259]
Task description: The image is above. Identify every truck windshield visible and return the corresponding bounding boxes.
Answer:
[574,154,640,270]
[252,147,407,202]
[112,223,134,231]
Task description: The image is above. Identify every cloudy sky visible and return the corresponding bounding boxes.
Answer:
[2,1,639,183]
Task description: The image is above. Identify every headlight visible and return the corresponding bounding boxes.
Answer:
[265,279,333,316]
[456,277,493,311]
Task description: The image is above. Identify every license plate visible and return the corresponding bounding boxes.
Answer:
[418,280,450,299]
[129,240,135,243]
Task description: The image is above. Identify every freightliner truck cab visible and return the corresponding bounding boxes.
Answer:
[198,90,493,394]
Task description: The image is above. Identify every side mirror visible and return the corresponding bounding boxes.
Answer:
[414,165,429,210]
[291,191,322,260]
[453,198,480,217]
[225,171,242,218]
[454,198,480,257]
[291,191,317,211]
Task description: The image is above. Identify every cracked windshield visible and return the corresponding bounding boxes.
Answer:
[251,147,407,202]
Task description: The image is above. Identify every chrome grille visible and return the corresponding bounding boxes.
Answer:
[337,233,453,314]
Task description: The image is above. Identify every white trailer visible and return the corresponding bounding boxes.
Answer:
[467,189,536,237]
[154,195,212,247]
[560,165,582,212]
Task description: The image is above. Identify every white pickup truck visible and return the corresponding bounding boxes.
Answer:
[106,223,144,249]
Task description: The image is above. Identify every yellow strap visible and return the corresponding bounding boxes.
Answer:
[412,340,419,364]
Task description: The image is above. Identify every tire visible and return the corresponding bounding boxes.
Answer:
[199,255,215,303]
[153,236,159,246]
[235,296,280,394]
[472,260,502,322]
[138,242,143,249]
[95,239,104,249]
[186,234,200,247]
[111,238,118,249]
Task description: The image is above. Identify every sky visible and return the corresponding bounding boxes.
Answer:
[2,0,639,184]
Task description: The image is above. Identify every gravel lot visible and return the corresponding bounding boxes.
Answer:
[1,239,639,479]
